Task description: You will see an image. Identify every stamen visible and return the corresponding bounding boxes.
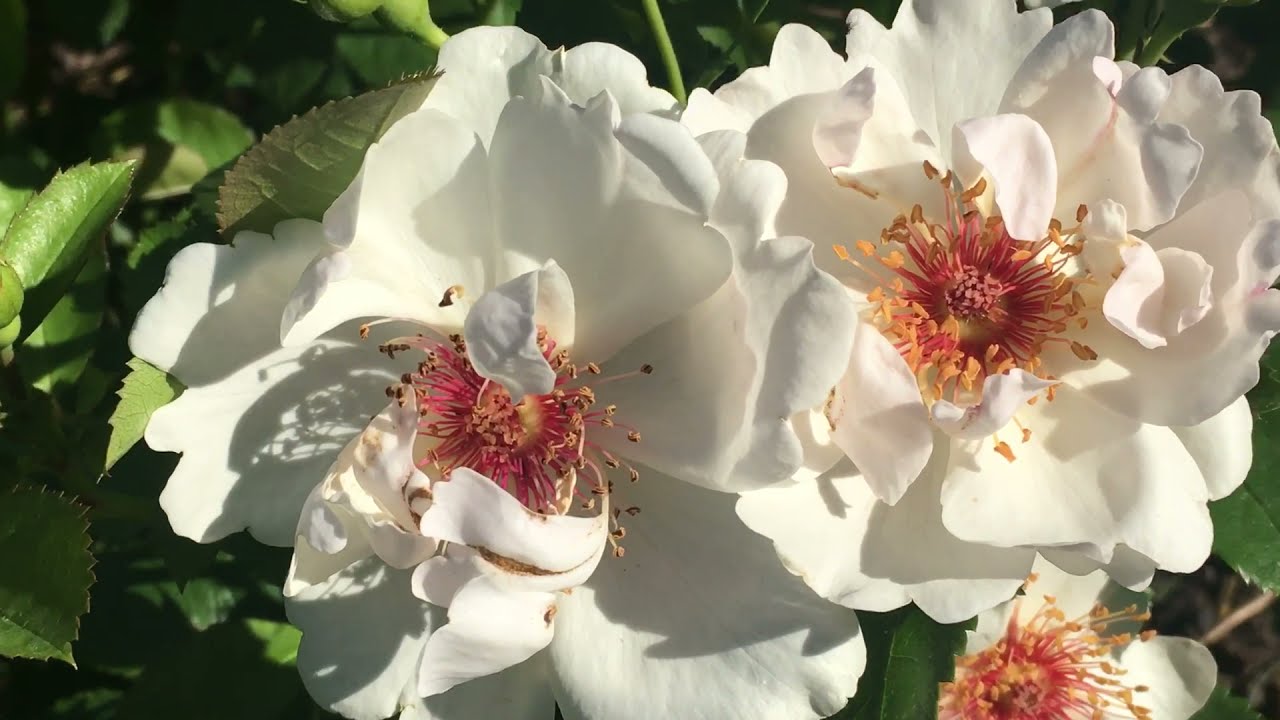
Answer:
[830,163,1097,410]
[940,581,1155,720]
[402,330,648,519]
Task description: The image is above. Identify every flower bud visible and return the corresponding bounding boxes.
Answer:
[0,316,20,348]
[0,259,23,330]
[307,0,383,22]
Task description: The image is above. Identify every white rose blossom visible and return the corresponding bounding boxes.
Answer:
[940,558,1217,720]
[684,0,1280,622]
[131,27,866,720]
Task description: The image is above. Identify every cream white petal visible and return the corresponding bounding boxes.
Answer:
[953,113,1058,241]
[940,389,1212,573]
[1062,193,1280,426]
[550,472,865,720]
[1173,396,1253,501]
[282,108,495,346]
[417,467,607,584]
[827,320,932,504]
[845,0,1053,159]
[596,150,855,492]
[417,578,558,698]
[145,335,397,546]
[1117,637,1218,720]
[401,656,554,720]
[932,370,1057,441]
[489,83,730,363]
[462,265,568,399]
[286,559,435,720]
[738,453,1032,624]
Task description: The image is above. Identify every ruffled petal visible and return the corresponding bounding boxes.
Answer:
[286,487,373,597]
[826,320,932,504]
[737,452,1032,624]
[463,265,570,399]
[286,559,435,720]
[939,389,1213,572]
[1060,193,1280,426]
[1006,52,1201,230]
[953,113,1057,241]
[143,335,398,546]
[131,222,326,386]
[490,82,730,362]
[598,157,857,492]
[424,27,554,146]
[1117,637,1217,720]
[931,370,1057,441]
[281,109,495,345]
[1173,396,1253,501]
[845,0,1053,159]
[416,468,607,587]
[426,28,675,148]
[1158,65,1277,213]
[1000,9,1114,115]
[550,473,865,720]
[401,656,554,720]
[554,43,678,117]
[741,68,942,288]
[417,579,557,698]
[1103,241,1213,349]
[683,23,851,138]
[286,396,437,595]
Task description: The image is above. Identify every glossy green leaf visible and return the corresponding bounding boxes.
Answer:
[17,247,106,393]
[216,69,439,237]
[100,100,252,200]
[1190,686,1263,720]
[1212,346,1280,592]
[0,485,94,665]
[0,160,137,336]
[104,357,183,472]
[835,605,969,720]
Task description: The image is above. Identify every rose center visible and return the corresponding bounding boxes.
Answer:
[939,589,1154,720]
[943,265,1005,320]
[831,164,1102,460]
[376,329,648,539]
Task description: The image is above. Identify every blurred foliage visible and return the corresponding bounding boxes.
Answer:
[0,0,1278,718]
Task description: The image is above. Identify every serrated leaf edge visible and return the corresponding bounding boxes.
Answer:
[0,483,96,667]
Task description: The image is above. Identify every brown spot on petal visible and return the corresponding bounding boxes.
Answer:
[476,546,558,576]
[544,604,557,626]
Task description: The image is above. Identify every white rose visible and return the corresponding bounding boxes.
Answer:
[133,27,866,720]
[685,0,1280,621]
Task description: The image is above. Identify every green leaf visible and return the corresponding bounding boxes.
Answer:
[0,485,94,665]
[104,358,183,472]
[99,100,252,200]
[17,247,106,393]
[1211,347,1280,592]
[336,29,437,86]
[835,605,969,719]
[1190,686,1263,720]
[217,70,440,237]
[0,0,26,102]
[0,160,138,336]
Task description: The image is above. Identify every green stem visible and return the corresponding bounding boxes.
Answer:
[640,0,686,104]
[379,0,450,49]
